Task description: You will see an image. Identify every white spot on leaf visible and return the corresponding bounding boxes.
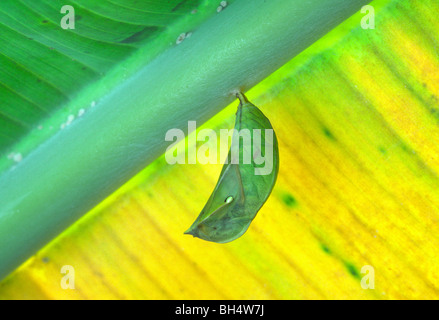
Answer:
[66,114,75,125]
[176,33,186,44]
[217,1,227,12]
[12,153,22,163]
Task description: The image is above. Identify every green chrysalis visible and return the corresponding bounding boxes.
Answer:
[184,92,279,243]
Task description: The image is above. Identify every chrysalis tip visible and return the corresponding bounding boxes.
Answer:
[235,91,249,106]
[184,226,197,237]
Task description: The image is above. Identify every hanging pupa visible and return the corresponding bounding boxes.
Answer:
[185,92,279,243]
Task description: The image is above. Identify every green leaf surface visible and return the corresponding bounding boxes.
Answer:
[0,0,369,280]
[0,0,219,164]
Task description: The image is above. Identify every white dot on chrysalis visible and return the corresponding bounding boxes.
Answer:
[225,196,234,204]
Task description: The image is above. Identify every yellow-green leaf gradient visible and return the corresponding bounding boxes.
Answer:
[1,0,438,299]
